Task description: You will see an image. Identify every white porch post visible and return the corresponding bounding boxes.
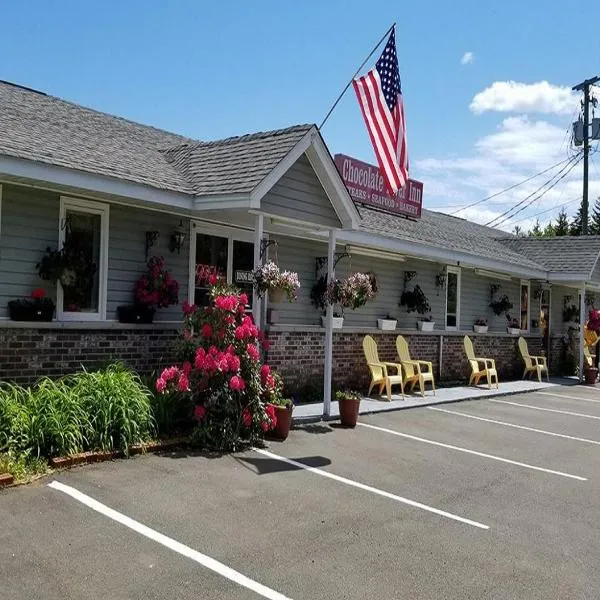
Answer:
[252,214,264,327]
[323,229,336,419]
[579,284,586,382]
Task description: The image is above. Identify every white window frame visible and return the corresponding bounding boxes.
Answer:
[520,279,530,333]
[57,196,109,321]
[188,221,255,302]
[445,266,461,331]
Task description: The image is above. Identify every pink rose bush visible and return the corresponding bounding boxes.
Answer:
[156,279,280,450]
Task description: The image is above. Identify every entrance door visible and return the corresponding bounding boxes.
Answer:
[540,288,550,357]
[190,223,254,309]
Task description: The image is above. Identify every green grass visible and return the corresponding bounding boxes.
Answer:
[0,451,48,483]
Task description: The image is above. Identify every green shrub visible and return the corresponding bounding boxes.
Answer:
[0,451,47,482]
[68,364,155,454]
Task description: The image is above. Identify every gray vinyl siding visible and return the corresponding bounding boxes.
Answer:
[107,205,189,322]
[0,185,60,318]
[550,285,580,335]
[261,154,342,228]
[0,183,188,322]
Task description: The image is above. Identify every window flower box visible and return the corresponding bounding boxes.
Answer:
[377,318,397,330]
[8,288,54,322]
[417,320,435,332]
[473,325,488,334]
[507,327,521,335]
[321,316,344,329]
[117,305,156,324]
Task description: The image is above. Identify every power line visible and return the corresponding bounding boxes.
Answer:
[449,155,577,216]
[489,156,583,228]
[508,196,581,226]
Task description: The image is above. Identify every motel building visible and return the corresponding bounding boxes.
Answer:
[1,80,599,402]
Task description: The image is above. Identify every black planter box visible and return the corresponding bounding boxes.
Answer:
[8,301,54,322]
[117,305,155,324]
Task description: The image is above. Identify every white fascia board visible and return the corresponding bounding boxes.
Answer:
[336,229,547,279]
[249,131,313,203]
[193,194,251,211]
[0,155,194,211]
[547,272,593,283]
[305,132,361,230]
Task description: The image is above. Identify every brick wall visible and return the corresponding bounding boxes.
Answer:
[0,327,178,384]
[266,328,544,393]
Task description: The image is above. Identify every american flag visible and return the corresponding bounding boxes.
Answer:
[352,27,408,195]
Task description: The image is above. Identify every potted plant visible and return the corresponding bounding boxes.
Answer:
[584,365,599,385]
[8,288,55,322]
[506,315,521,334]
[117,256,179,323]
[562,301,579,324]
[253,260,300,303]
[400,285,433,330]
[336,390,361,427]
[265,374,294,440]
[377,314,397,330]
[473,317,488,334]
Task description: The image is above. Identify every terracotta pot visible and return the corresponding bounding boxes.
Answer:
[584,367,598,385]
[270,404,293,440]
[338,397,360,428]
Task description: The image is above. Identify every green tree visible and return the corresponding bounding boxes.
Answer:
[543,220,556,237]
[529,219,543,237]
[569,203,583,236]
[512,225,524,237]
[555,208,570,236]
[591,197,600,235]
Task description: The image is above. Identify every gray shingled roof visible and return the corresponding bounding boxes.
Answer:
[498,236,600,275]
[161,125,312,195]
[0,81,312,197]
[359,207,545,270]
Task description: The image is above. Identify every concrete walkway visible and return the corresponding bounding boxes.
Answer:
[293,377,587,423]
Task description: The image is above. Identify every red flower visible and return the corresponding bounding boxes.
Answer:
[247,343,259,361]
[208,274,219,285]
[260,364,271,383]
[194,405,206,421]
[201,323,213,338]
[177,373,190,392]
[239,293,249,306]
[242,407,252,428]
[229,375,246,391]
[31,288,46,300]
[182,301,197,316]
[155,377,167,393]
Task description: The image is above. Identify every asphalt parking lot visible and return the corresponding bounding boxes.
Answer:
[2,385,600,599]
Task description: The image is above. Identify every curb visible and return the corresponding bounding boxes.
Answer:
[293,384,577,425]
[0,473,14,488]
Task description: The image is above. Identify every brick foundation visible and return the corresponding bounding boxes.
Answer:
[0,326,178,384]
[266,328,545,393]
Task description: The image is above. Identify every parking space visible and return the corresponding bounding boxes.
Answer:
[1,386,600,599]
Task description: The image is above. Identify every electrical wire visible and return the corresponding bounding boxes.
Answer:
[487,155,583,228]
[449,156,576,216]
[508,196,581,226]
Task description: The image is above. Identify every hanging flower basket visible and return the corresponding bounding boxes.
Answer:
[268,288,286,304]
[253,261,300,303]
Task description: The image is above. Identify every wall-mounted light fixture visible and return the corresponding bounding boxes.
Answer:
[169,220,186,254]
[145,231,160,259]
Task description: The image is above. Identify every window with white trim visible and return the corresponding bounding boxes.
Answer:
[57,197,109,321]
[189,222,254,308]
[445,266,461,330]
[520,280,530,332]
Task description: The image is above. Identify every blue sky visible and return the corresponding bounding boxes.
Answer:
[1,1,598,230]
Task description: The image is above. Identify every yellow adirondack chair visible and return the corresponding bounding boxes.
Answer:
[584,326,598,367]
[518,336,549,382]
[362,335,404,401]
[395,335,435,396]
[463,335,498,389]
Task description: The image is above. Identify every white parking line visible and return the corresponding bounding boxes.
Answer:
[534,391,600,404]
[253,448,489,530]
[357,422,587,481]
[428,407,600,446]
[48,481,293,600]
[490,399,600,420]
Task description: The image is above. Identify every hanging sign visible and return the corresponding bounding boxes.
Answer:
[334,154,423,219]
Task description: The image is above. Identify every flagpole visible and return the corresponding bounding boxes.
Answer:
[318,22,396,130]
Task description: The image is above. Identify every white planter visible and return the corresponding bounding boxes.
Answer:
[377,319,397,331]
[417,321,435,331]
[321,316,344,329]
[473,325,488,334]
[507,327,520,335]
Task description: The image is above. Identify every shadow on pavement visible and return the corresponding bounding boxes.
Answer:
[235,455,332,475]
[294,424,333,435]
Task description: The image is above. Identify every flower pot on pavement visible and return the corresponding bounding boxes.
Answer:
[336,391,361,428]
[584,366,598,385]
[270,404,293,440]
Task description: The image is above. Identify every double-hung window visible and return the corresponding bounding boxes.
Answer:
[445,266,461,330]
[57,197,109,321]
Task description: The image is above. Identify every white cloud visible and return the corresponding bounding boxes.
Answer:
[460,52,474,65]
[470,81,578,115]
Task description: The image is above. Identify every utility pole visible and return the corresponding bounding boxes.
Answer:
[572,76,599,235]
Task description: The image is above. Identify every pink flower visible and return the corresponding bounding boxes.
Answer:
[182,361,192,376]
[261,420,271,432]
[247,343,259,361]
[194,405,206,421]
[229,375,246,391]
[201,323,213,338]
[239,293,249,306]
[260,364,271,383]
[227,352,241,372]
[208,274,219,285]
[242,407,252,428]
[177,374,190,392]
[266,403,277,422]
[261,339,271,351]
[182,301,197,316]
[155,377,167,393]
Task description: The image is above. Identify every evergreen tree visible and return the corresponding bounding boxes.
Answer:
[569,203,583,236]
[591,197,600,235]
[555,208,570,236]
[512,225,524,237]
[543,220,556,237]
[529,219,543,237]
